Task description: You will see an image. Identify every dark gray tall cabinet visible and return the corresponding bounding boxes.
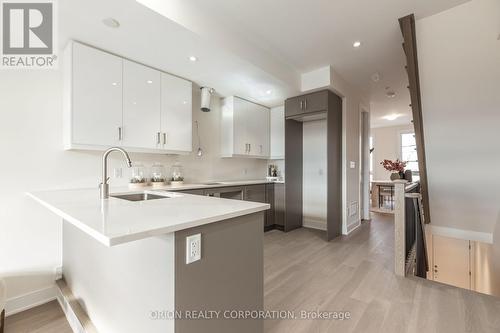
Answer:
[284,89,342,240]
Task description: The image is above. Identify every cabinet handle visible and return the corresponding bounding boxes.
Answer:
[300,100,304,110]
[118,127,122,141]
[260,144,263,154]
[248,143,251,153]
[304,99,307,110]
[163,133,167,145]
[157,132,161,145]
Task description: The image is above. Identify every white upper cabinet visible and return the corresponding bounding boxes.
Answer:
[122,60,161,149]
[270,105,284,159]
[161,73,193,152]
[67,42,123,147]
[221,96,270,159]
[64,41,192,154]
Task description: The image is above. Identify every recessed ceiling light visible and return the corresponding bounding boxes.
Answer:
[353,41,361,48]
[146,80,153,84]
[111,82,118,86]
[266,90,272,95]
[382,113,402,121]
[102,17,120,28]
[189,56,198,62]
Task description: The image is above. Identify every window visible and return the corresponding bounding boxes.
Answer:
[400,132,419,178]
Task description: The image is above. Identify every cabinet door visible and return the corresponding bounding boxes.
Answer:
[161,73,192,152]
[285,96,304,118]
[244,185,267,203]
[270,106,284,159]
[233,97,249,155]
[274,183,285,227]
[257,104,270,157]
[265,184,275,228]
[245,103,269,157]
[303,90,328,114]
[72,42,123,146]
[122,60,161,149]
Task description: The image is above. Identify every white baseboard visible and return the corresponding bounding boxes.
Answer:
[303,218,327,231]
[5,285,56,316]
[426,225,493,244]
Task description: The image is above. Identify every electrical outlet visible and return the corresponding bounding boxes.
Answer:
[349,161,356,169]
[54,266,63,280]
[186,233,201,264]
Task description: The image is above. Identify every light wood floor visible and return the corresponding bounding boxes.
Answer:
[4,300,72,333]
[6,213,500,333]
[264,213,500,333]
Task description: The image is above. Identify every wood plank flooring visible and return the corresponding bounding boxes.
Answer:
[4,300,72,333]
[6,213,500,333]
[264,213,500,333]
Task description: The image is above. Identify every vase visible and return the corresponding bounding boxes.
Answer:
[390,172,405,180]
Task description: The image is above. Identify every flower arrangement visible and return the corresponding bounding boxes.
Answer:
[380,159,407,180]
[380,159,407,173]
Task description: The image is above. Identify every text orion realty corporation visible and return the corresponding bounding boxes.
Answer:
[1,0,57,68]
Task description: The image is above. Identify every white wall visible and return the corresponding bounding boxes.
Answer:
[0,68,268,313]
[302,120,327,230]
[371,124,414,181]
[330,70,370,234]
[417,0,500,296]
[416,0,500,234]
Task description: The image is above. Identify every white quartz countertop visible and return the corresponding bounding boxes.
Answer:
[127,179,284,192]
[28,187,270,247]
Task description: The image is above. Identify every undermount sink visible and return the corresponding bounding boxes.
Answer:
[111,192,170,202]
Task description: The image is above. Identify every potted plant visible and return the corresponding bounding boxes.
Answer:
[380,159,407,180]
[170,176,184,187]
[128,163,148,189]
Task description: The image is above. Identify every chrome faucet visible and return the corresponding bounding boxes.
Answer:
[100,147,132,199]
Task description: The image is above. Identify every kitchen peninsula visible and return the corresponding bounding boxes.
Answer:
[28,186,269,333]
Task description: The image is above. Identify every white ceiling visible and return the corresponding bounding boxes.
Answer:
[60,0,469,126]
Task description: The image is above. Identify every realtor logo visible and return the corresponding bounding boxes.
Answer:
[1,0,57,68]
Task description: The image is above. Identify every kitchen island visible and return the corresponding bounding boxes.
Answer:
[28,188,269,333]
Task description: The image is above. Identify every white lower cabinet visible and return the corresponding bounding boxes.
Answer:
[221,96,270,159]
[64,41,192,154]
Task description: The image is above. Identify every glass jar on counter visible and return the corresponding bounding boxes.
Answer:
[170,163,184,187]
[129,163,148,189]
[150,163,166,188]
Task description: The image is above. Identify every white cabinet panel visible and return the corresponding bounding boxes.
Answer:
[221,96,270,158]
[270,106,284,159]
[161,74,192,152]
[122,60,161,149]
[64,41,193,154]
[233,97,249,155]
[70,42,123,146]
